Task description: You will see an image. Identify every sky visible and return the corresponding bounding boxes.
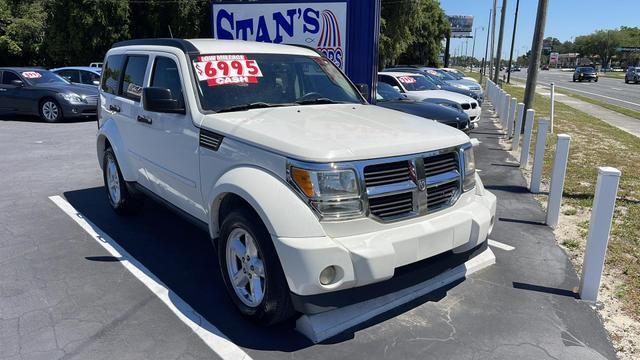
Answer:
[439,0,640,60]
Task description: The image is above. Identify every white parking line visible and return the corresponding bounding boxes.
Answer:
[488,239,515,251]
[49,195,252,360]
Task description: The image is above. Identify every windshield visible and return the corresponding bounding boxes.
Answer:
[579,67,595,73]
[425,69,457,81]
[191,54,362,112]
[376,82,404,101]
[396,75,437,91]
[20,70,69,85]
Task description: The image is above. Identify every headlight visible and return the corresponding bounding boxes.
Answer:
[61,93,86,105]
[462,145,476,191]
[289,166,363,220]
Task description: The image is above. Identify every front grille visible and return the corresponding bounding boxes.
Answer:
[471,103,477,109]
[461,103,471,110]
[369,192,413,219]
[363,161,410,187]
[362,150,461,221]
[423,152,458,177]
[85,95,98,106]
[427,179,458,211]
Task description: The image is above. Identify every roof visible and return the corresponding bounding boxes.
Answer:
[379,71,425,77]
[110,38,319,57]
[0,67,47,72]
[50,66,101,73]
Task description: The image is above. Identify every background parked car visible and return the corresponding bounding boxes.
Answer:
[375,82,471,133]
[573,66,598,82]
[0,67,98,122]
[51,66,102,86]
[625,67,639,84]
[441,68,478,82]
[384,67,483,104]
[89,62,103,68]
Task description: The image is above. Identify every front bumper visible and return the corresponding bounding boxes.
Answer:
[59,102,97,118]
[273,184,496,301]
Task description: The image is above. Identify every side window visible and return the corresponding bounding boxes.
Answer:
[2,71,20,85]
[58,70,80,83]
[378,75,401,90]
[101,54,125,94]
[121,55,149,101]
[150,56,184,108]
[80,71,101,85]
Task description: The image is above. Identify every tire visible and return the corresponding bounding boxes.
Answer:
[39,98,62,123]
[594,78,598,82]
[625,78,629,84]
[218,207,294,325]
[573,77,576,82]
[102,147,142,214]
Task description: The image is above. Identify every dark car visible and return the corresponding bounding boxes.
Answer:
[383,67,483,104]
[50,66,102,87]
[573,67,598,82]
[625,67,640,84]
[0,68,97,122]
[375,82,471,133]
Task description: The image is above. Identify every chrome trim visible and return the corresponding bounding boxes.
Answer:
[287,143,469,223]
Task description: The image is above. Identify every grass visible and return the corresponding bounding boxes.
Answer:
[468,69,640,320]
[599,72,626,79]
[554,88,640,121]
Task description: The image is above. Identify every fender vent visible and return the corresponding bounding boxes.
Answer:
[199,129,223,151]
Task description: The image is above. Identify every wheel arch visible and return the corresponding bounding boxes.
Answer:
[96,119,136,181]
[207,167,325,241]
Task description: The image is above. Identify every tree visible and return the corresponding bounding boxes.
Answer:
[130,0,210,39]
[574,30,621,67]
[0,0,47,66]
[398,0,449,66]
[378,0,423,67]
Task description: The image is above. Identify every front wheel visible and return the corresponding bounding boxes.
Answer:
[39,98,62,122]
[218,207,294,325]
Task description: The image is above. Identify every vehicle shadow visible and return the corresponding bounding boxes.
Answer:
[62,186,458,352]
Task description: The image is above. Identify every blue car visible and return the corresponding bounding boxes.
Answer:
[50,66,102,86]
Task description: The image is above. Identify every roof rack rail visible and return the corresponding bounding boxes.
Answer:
[111,38,199,53]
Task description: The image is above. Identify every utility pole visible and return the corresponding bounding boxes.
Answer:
[489,0,497,79]
[444,34,451,67]
[507,0,520,83]
[471,27,481,71]
[523,0,550,116]
[493,0,508,83]
[482,8,491,77]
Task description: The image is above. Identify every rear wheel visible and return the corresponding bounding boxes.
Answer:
[218,207,294,325]
[39,98,62,122]
[102,148,142,214]
[625,77,629,84]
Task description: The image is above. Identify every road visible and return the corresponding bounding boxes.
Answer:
[509,69,640,112]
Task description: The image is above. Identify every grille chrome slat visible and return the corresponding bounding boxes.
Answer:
[362,150,461,221]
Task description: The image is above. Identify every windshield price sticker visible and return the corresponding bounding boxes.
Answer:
[21,71,42,79]
[193,55,263,87]
[398,76,416,84]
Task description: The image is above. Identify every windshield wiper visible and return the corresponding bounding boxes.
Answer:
[215,102,293,113]
[295,97,343,105]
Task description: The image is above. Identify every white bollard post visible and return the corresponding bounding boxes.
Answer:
[579,167,621,303]
[550,83,555,133]
[503,95,511,130]
[512,103,525,151]
[519,109,535,168]
[546,134,571,228]
[507,97,517,138]
[530,118,550,193]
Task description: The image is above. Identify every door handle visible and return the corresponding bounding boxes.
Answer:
[137,115,152,124]
[108,104,120,112]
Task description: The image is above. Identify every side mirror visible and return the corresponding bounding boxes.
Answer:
[11,79,24,87]
[142,87,185,114]
[92,80,100,86]
[392,85,402,92]
[355,83,368,98]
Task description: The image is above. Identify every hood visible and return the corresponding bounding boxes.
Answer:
[34,82,98,96]
[407,90,476,104]
[445,79,481,91]
[376,100,468,123]
[439,84,478,99]
[199,104,469,163]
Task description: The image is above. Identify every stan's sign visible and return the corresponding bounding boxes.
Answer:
[212,2,348,70]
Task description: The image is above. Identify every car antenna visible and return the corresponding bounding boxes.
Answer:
[168,25,174,39]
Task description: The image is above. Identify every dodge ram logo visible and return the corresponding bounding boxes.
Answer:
[408,161,427,192]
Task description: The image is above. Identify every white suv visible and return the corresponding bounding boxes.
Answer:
[97,39,496,325]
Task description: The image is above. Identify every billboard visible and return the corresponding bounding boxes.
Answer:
[212,2,348,70]
[549,52,559,64]
[448,15,473,38]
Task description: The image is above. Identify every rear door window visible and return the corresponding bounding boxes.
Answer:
[80,71,101,85]
[57,70,80,83]
[101,55,125,95]
[121,56,149,101]
[2,71,20,85]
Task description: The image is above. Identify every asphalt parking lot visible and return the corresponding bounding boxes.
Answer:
[0,110,617,359]
[509,69,640,112]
